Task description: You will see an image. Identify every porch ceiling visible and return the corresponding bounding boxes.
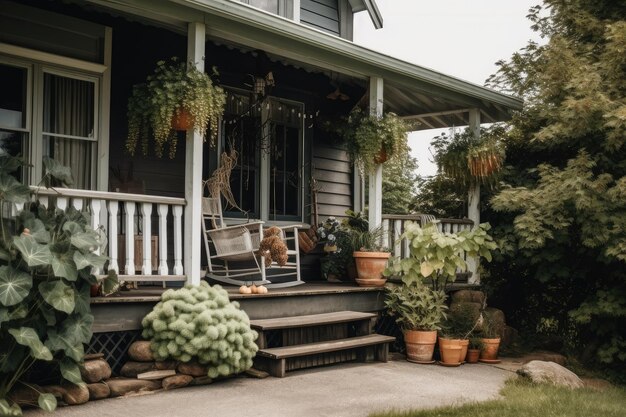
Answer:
[84,0,522,128]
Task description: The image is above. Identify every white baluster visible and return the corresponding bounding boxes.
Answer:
[402,220,410,258]
[90,200,102,274]
[393,219,402,258]
[56,197,68,211]
[108,201,119,274]
[72,198,83,211]
[141,202,152,275]
[173,205,183,275]
[124,202,136,275]
[382,219,389,250]
[157,204,169,276]
[13,202,24,217]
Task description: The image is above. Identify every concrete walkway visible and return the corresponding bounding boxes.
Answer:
[24,358,515,417]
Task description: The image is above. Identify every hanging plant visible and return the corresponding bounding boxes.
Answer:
[126,57,226,158]
[431,125,505,187]
[336,108,411,175]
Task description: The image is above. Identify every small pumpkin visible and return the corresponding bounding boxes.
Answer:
[250,284,258,294]
[239,285,252,294]
[256,285,268,294]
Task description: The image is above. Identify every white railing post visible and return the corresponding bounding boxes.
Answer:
[56,197,68,211]
[157,204,169,276]
[108,201,119,274]
[124,202,136,275]
[141,202,152,275]
[90,200,102,273]
[173,205,184,276]
[71,198,83,211]
[393,219,402,258]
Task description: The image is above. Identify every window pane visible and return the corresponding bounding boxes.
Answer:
[45,135,92,189]
[270,123,299,217]
[0,129,28,182]
[0,64,27,129]
[248,0,279,14]
[43,73,95,138]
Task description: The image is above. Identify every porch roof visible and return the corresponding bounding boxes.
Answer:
[86,0,522,128]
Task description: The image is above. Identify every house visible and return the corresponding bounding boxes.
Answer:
[0,0,521,363]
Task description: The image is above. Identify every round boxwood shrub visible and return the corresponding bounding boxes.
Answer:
[141,282,258,378]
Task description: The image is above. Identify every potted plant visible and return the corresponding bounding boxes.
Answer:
[350,226,389,287]
[466,337,483,363]
[317,217,356,281]
[385,282,448,364]
[479,312,502,362]
[338,108,411,175]
[126,57,226,158]
[441,303,481,365]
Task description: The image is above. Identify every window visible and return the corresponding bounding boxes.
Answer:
[220,91,303,221]
[240,0,294,19]
[0,57,100,189]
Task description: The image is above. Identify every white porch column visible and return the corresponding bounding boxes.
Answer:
[184,22,205,286]
[368,76,383,230]
[467,108,481,284]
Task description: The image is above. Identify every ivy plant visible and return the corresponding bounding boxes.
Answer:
[0,156,117,415]
[385,222,497,291]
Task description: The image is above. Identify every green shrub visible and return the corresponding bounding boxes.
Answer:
[141,282,258,378]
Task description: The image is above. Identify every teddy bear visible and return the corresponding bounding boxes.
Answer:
[258,226,289,267]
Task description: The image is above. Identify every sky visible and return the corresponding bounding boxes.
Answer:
[353,0,543,177]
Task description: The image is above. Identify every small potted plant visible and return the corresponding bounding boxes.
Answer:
[317,217,356,282]
[351,226,389,287]
[339,108,411,175]
[466,336,483,363]
[441,303,481,365]
[385,282,448,364]
[126,57,226,158]
[479,312,502,362]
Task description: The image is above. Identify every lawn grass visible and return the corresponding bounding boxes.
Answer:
[370,378,626,417]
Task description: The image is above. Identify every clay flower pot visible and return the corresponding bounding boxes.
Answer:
[479,338,501,360]
[353,251,391,287]
[459,339,469,364]
[172,109,193,131]
[466,349,480,363]
[438,337,462,366]
[404,330,437,363]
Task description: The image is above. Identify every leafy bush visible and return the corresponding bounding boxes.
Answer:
[0,157,117,415]
[141,282,258,378]
[385,282,448,331]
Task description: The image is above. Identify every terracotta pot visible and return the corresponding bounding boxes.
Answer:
[479,338,501,360]
[459,339,469,364]
[466,349,480,363]
[353,251,391,287]
[374,148,388,164]
[404,330,437,363]
[438,337,462,365]
[172,109,193,131]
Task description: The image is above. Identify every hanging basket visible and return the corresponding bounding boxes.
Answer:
[373,147,388,164]
[172,109,193,131]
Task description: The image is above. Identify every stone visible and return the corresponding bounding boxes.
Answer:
[177,362,207,377]
[190,376,213,386]
[120,361,157,378]
[517,360,584,389]
[106,378,162,397]
[84,353,105,361]
[87,382,110,400]
[127,340,155,362]
[61,383,89,405]
[8,384,43,405]
[162,374,193,390]
[154,360,178,370]
[137,370,176,380]
[245,368,270,379]
[81,358,112,383]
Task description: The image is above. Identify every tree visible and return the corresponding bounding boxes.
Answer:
[381,152,419,214]
[484,0,626,372]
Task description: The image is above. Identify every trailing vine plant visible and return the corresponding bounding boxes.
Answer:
[0,156,117,415]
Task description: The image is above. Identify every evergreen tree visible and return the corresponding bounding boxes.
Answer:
[381,152,419,214]
[485,0,626,371]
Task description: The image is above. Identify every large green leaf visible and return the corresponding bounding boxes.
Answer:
[23,218,51,244]
[8,327,53,361]
[101,270,119,296]
[73,251,107,271]
[38,393,57,412]
[60,357,83,385]
[43,156,73,186]
[40,304,57,326]
[45,329,84,361]
[0,266,32,306]
[0,172,31,204]
[39,280,75,314]
[51,251,78,281]
[62,313,93,343]
[62,221,83,235]
[70,232,99,251]
[73,284,90,315]
[13,235,52,267]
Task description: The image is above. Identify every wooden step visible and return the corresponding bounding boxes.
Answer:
[250,311,377,331]
[256,334,395,377]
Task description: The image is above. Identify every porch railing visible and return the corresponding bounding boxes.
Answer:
[381,214,474,260]
[27,187,187,285]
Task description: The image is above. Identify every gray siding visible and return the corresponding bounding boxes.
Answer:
[300,0,340,36]
[313,145,353,220]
